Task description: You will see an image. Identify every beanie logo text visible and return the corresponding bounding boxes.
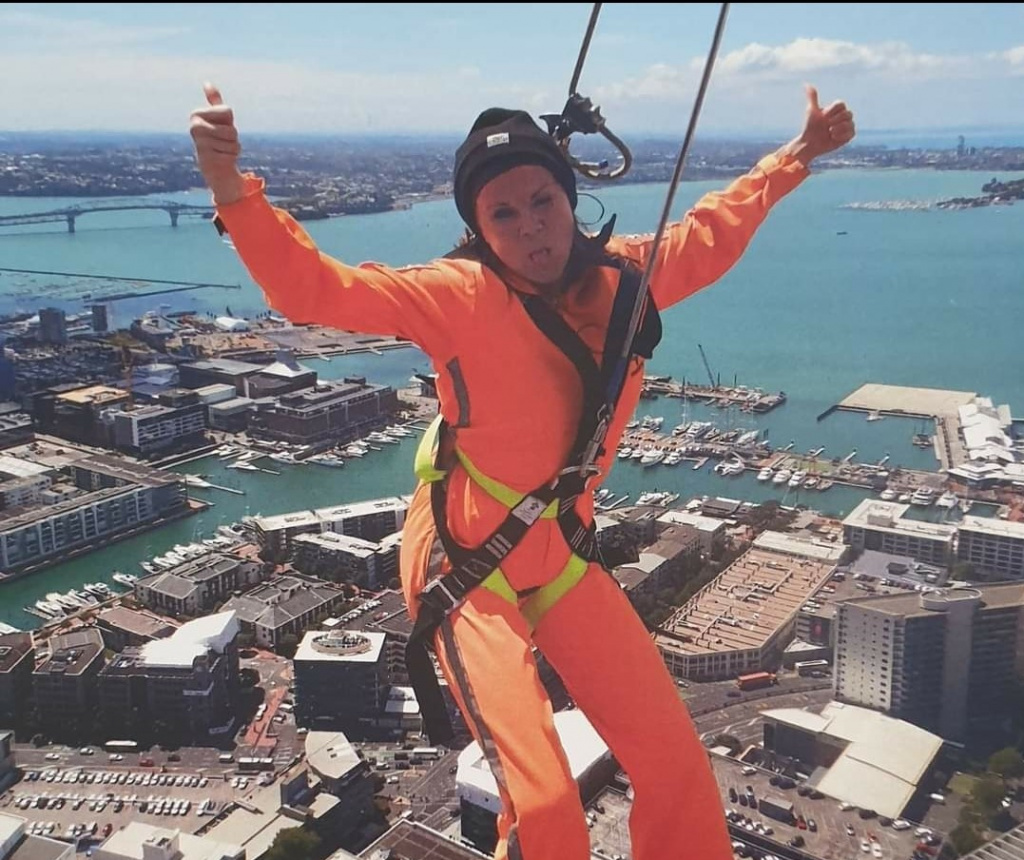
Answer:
[486,132,510,148]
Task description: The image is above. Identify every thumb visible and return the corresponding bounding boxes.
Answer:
[805,84,821,114]
[203,82,223,107]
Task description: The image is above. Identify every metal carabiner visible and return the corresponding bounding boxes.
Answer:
[542,94,632,181]
[539,3,632,182]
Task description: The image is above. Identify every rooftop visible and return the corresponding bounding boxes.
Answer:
[97,607,176,640]
[34,628,104,676]
[764,700,944,818]
[0,633,34,674]
[139,611,239,669]
[839,383,977,417]
[842,581,1024,618]
[656,510,728,533]
[752,530,848,563]
[843,500,958,542]
[295,630,385,664]
[960,515,1024,540]
[183,358,263,377]
[304,731,363,781]
[657,547,837,656]
[356,819,489,860]
[55,385,128,406]
[95,823,243,860]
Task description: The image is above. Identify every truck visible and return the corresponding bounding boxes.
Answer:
[758,795,795,824]
[736,671,778,691]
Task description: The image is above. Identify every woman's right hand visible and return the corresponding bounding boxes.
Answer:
[190,83,246,206]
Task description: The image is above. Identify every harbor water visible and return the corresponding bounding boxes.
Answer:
[1,165,1022,628]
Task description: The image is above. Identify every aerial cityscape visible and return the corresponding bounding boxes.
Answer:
[1,4,1023,859]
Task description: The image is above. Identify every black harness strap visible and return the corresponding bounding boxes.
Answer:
[406,258,661,744]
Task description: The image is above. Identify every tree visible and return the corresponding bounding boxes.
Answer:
[262,827,321,860]
[972,773,1006,812]
[949,824,985,856]
[989,747,1024,779]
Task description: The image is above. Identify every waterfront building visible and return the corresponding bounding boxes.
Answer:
[206,397,255,432]
[112,401,206,457]
[290,530,400,590]
[97,612,239,743]
[219,573,347,649]
[834,583,1024,740]
[0,633,34,727]
[842,499,956,568]
[957,515,1024,581]
[254,496,408,561]
[293,629,387,735]
[90,303,109,334]
[179,358,263,395]
[249,379,398,446]
[610,524,700,600]
[656,509,729,555]
[32,628,105,737]
[245,351,317,399]
[96,606,177,651]
[135,553,265,618]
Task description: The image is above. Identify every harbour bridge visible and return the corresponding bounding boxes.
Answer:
[0,202,215,233]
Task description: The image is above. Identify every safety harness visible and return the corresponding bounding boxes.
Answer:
[406,255,662,745]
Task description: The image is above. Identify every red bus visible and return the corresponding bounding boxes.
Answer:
[736,671,777,691]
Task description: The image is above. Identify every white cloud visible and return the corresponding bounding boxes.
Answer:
[0,10,188,48]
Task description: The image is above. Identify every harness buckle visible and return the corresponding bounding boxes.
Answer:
[419,576,462,616]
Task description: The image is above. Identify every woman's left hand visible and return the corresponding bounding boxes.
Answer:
[786,84,856,167]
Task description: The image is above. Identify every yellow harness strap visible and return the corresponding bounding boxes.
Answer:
[413,415,590,629]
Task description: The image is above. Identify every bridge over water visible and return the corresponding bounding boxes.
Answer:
[0,202,215,233]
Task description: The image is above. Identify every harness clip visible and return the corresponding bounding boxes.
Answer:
[419,577,462,616]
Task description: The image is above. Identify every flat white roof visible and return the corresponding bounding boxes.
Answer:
[0,456,50,480]
[657,510,727,533]
[385,686,420,715]
[764,701,943,818]
[457,710,608,809]
[0,813,24,853]
[140,611,238,669]
[293,532,379,558]
[843,500,957,542]
[295,630,385,664]
[305,731,362,780]
[960,515,1024,540]
[95,823,242,860]
[753,531,847,563]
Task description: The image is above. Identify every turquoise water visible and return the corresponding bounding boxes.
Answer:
[0,166,1021,629]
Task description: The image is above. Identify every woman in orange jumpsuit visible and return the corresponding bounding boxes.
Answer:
[191,83,854,860]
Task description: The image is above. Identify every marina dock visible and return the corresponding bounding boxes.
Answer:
[641,377,787,413]
[824,383,975,470]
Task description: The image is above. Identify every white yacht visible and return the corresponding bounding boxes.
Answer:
[936,491,959,509]
[640,449,666,467]
[617,447,633,460]
[788,470,808,488]
[911,487,936,506]
[112,572,139,588]
[772,469,792,485]
[663,451,682,466]
[880,489,897,501]
[757,467,774,482]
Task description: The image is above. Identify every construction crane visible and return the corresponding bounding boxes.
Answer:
[697,343,717,388]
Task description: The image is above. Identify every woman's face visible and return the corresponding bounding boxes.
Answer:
[474,164,575,290]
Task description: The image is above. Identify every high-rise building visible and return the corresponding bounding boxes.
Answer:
[38,308,67,346]
[834,583,1024,739]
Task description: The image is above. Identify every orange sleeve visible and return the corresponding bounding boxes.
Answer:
[610,151,809,309]
[213,174,475,357]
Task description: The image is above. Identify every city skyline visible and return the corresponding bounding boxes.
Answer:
[1,3,1022,137]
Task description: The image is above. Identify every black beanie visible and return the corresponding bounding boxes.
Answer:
[453,108,578,231]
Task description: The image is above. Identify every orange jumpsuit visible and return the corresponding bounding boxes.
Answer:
[216,151,808,860]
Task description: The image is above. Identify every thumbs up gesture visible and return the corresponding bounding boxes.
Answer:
[190,82,245,205]
[789,84,856,166]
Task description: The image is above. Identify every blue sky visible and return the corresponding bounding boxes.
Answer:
[2,3,1023,138]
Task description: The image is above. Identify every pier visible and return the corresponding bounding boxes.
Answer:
[641,377,787,413]
[825,383,974,470]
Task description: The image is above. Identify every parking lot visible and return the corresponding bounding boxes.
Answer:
[0,760,270,846]
[711,756,942,859]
